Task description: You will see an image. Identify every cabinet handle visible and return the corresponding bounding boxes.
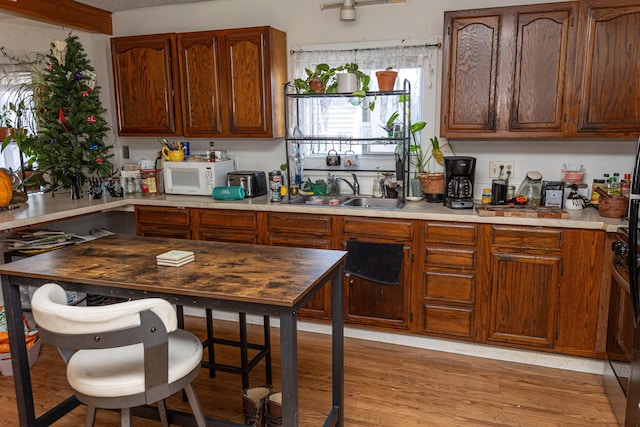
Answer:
[349,278,354,286]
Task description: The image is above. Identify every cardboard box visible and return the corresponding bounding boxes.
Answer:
[0,338,41,376]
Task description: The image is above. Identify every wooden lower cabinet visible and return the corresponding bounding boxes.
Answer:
[340,217,414,331]
[420,221,479,341]
[133,205,606,358]
[480,225,604,357]
[135,206,192,239]
[192,208,258,244]
[263,212,336,319]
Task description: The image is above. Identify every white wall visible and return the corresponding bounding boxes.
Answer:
[0,0,635,197]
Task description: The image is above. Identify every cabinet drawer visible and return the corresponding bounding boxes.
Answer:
[136,206,190,226]
[267,213,332,236]
[425,222,477,245]
[425,247,475,269]
[194,209,257,230]
[342,217,413,241]
[491,226,562,250]
[424,271,475,304]
[423,305,474,338]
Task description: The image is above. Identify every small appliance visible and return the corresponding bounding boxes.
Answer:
[227,171,268,198]
[163,160,234,196]
[443,156,476,209]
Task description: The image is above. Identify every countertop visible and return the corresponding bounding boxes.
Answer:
[0,191,626,232]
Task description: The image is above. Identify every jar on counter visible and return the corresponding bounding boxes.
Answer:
[481,188,492,204]
[141,169,163,196]
[590,179,605,205]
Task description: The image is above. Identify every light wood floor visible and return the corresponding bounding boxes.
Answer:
[0,315,618,426]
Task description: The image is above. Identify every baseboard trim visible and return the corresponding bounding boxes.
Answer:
[182,307,604,375]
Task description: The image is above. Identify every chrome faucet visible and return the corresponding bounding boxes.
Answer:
[336,173,359,195]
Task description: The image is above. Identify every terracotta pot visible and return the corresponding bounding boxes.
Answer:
[419,172,444,202]
[0,127,12,141]
[376,70,398,92]
[309,77,325,93]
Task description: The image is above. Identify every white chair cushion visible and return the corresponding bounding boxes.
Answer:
[67,329,203,398]
[32,283,178,334]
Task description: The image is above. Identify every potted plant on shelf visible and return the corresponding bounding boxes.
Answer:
[293,63,334,94]
[376,67,398,92]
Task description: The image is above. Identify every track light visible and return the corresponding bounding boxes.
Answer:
[321,0,406,22]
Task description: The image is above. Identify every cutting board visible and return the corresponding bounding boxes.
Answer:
[476,205,571,218]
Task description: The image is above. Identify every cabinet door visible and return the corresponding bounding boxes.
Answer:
[573,1,640,135]
[341,217,414,331]
[509,5,577,134]
[219,27,286,137]
[177,32,223,136]
[487,250,560,348]
[111,34,181,136]
[192,209,258,244]
[265,212,335,319]
[135,206,191,239]
[441,13,500,134]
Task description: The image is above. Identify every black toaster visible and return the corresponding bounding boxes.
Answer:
[226,171,268,198]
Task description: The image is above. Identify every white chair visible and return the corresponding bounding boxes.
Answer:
[31,283,207,427]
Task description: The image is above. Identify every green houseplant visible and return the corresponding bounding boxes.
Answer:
[293,63,334,94]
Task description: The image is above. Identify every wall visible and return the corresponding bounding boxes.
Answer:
[0,0,636,197]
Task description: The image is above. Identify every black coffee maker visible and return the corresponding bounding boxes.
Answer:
[443,156,476,209]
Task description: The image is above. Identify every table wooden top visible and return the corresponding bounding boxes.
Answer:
[0,234,347,307]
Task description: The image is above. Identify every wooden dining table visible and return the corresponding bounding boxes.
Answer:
[0,234,347,427]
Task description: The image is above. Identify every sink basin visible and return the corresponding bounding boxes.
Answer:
[288,195,352,206]
[288,195,405,209]
[341,197,405,209]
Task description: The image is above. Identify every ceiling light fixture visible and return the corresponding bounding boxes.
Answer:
[321,0,406,22]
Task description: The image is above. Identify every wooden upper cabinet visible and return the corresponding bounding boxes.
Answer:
[573,0,640,136]
[510,7,577,133]
[442,3,577,139]
[441,13,500,134]
[111,26,287,138]
[111,34,182,136]
[177,32,223,136]
[218,27,287,138]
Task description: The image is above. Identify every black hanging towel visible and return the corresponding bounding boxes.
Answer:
[345,241,404,285]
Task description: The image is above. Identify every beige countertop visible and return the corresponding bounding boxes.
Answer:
[0,192,626,232]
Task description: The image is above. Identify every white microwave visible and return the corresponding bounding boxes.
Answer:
[163,160,234,195]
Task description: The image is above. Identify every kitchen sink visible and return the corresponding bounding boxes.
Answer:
[288,195,404,209]
[288,195,352,206]
[340,197,405,209]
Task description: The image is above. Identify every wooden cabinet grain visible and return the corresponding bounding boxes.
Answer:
[420,222,480,341]
[112,26,286,138]
[441,2,577,138]
[192,208,258,244]
[572,0,640,136]
[111,34,182,136]
[263,212,336,319]
[481,225,604,355]
[340,217,414,331]
[135,205,191,239]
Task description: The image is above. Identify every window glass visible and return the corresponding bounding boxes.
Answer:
[291,45,428,157]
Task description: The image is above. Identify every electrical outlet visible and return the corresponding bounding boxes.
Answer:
[489,161,515,179]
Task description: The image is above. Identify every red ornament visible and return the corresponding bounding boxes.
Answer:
[58,107,68,131]
[87,115,97,124]
[96,157,104,164]
[48,63,53,71]
[82,91,90,97]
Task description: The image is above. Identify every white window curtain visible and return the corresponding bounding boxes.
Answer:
[291,45,432,156]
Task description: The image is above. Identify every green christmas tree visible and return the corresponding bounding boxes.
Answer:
[24,34,113,197]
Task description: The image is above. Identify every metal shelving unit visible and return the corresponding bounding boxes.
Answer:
[283,79,411,202]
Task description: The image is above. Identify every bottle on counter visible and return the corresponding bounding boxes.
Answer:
[621,173,631,197]
[482,188,492,205]
[591,178,605,205]
[607,173,621,196]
